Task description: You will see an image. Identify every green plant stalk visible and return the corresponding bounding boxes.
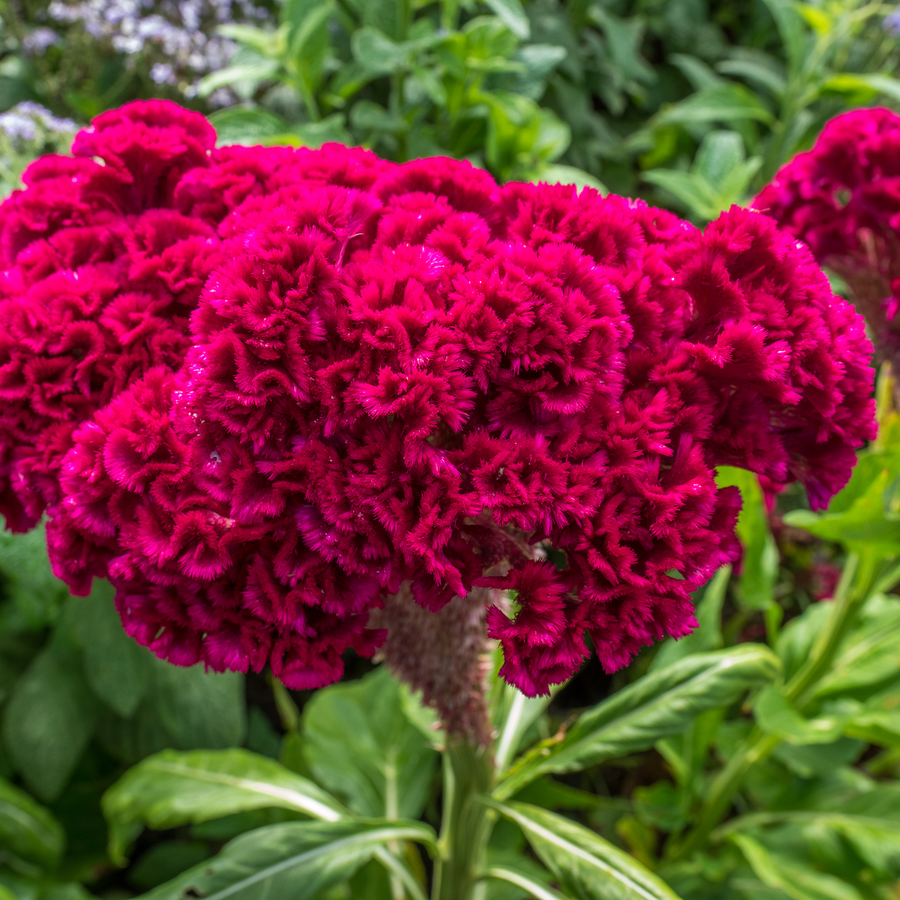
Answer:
[669,552,866,860]
[432,739,494,900]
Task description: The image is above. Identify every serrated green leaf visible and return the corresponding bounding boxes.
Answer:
[2,645,101,802]
[0,776,64,870]
[102,748,345,865]
[495,645,780,799]
[65,580,148,718]
[489,801,682,900]
[303,667,438,819]
[139,819,437,900]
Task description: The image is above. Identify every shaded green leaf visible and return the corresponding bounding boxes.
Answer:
[208,106,290,144]
[140,819,437,900]
[483,0,530,39]
[490,801,682,900]
[484,865,571,900]
[754,687,846,745]
[654,84,773,128]
[0,776,64,870]
[303,667,439,819]
[2,646,101,802]
[103,748,344,865]
[495,645,779,800]
[65,580,148,718]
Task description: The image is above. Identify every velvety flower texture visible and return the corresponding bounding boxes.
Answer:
[754,107,900,375]
[2,102,875,699]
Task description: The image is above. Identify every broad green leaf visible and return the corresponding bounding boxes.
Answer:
[813,595,900,698]
[208,106,290,145]
[495,645,779,799]
[0,776,64,870]
[0,524,69,629]
[716,51,787,99]
[484,865,571,900]
[716,467,777,611]
[217,23,280,55]
[151,658,246,750]
[102,748,344,865]
[2,645,101,802]
[753,687,846,745]
[483,0,530,39]
[651,566,729,671]
[641,170,721,222]
[731,833,864,900]
[722,787,900,878]
[196,60,281,97]
[823,73,900,105]
[303,667,439,819]
[492,684,555,775]
[669,54,723,90]
[783,451,900,553]
[351,27,408,77]
[139,819,437,900]
[654,84,773,128]
[65,580,148,718]
[490,801,682,900]
[775,601,831,682]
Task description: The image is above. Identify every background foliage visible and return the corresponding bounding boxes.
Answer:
[2,0,900,897]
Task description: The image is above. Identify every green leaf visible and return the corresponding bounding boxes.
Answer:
[2,645,101,802]
[208,106,290,145]
[492,683,555,775]
[654,84,774,128]
[152,659,246,750]
[721,787,900,878]
[102,748,345,865]
[495,645,779,800]
[302,667,439,819]
[139,819,437,900]
[217,23,280,55]
[823,73,900,105]
[731,833,864,900]
[641,168,721,222]
[196,60,281,97]
[651,566,729,671]
[716,467,778,611]
[753,687,846,745]
[484,865,570,900]
[813,595,900,698]
[489,801,682,900]
[482,0,530,39]
[782,451,900,553]
[758,0,807,77]
[0,524,69,629]
[65,580,149,718]
[0,776,64,870]
[351,27,408,77]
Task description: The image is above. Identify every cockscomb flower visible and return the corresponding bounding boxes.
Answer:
[4,102,875,731]
[0,99,394,532]
[754,107,900,375]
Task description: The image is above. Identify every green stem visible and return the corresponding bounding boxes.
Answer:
[669,552,867,861]
[432,740,494,900]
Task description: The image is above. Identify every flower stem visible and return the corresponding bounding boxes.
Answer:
[432,739,495,900]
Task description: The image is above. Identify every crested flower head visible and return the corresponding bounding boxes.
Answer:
[754,106,900,373]
[3,102,875,704]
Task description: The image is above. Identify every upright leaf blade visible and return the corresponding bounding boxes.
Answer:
[495,645,780,799]
[303,667,438,819]
[0,776,65,870]
[140,820,437,900]
[102,748,344,865]
[489,802,682,900]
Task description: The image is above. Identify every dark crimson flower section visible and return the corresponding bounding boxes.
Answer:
[1,101,876,696]
[755,106,900,377]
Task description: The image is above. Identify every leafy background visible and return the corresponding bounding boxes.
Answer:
[3,0,900,897]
